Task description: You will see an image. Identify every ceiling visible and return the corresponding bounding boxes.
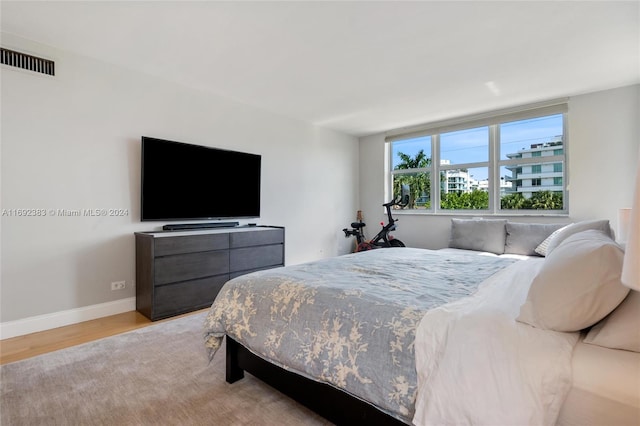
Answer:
[1,1,639,137]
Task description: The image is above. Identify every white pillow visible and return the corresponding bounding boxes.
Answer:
[518,229,629,332]
[540,220,612,256]
[534,225,569,256]
[583,290,640,352]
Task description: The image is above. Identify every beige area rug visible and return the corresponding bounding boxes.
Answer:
[0,312,332,426]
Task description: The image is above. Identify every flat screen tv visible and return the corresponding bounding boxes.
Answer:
[141,137,261,222]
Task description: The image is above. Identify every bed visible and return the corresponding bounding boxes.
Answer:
[203,219,640,425]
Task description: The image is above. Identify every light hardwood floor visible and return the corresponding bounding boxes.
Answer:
[0,309,207,365]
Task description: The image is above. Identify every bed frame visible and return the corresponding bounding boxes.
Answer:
[225,336,408,425]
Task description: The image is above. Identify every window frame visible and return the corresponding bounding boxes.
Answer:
[385,101,569,216]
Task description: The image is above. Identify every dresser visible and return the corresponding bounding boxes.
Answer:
[135,226,284,320]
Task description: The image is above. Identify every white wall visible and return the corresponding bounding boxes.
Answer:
[0,34,359,329]
[359,84,640,249]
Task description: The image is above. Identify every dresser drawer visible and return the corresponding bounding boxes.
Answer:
[230,244,284,272]
[154,275,229,318]
[230,228,284,248]
[154,250,229,285]
[154,233,229,256]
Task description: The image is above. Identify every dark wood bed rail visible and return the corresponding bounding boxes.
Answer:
[225,336,409,425]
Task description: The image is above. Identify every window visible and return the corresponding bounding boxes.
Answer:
[439,127,489,210]
[390,136,432,209]
[386,103,567,214]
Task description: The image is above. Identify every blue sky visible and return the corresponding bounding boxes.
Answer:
[391,114,563,181]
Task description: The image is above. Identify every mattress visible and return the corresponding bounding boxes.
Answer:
[556,337,640,426]
[204,248,520,423]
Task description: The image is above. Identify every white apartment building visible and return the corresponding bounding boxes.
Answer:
[470,177,513,195]
[505,137,564,198]
[440,160,513,195]
[443,169,469,193]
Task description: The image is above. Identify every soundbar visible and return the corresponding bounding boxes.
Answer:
[162,221,239,231]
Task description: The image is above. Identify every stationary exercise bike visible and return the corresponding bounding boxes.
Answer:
[343,185,409,252]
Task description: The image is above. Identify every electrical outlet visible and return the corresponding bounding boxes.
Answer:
[111,280,126,291]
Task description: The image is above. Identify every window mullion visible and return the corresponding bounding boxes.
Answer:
[490,124,499,213]
[498,155,565,167]
[562,112,570,213]
[432,134,440,213]
[391,168,430,175]
[439,161,488,171]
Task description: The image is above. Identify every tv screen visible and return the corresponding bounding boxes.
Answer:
[141,137,261,222]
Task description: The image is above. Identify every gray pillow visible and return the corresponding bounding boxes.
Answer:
[449,218,507,254]
[505,222,566,256]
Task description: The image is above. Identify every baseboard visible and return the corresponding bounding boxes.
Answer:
[0,297,136,339]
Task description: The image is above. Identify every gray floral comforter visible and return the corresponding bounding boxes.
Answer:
[203,248,518,423]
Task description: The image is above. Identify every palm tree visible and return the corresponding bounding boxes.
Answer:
[501,193,527,209]
[529,191,563,209]
[501,191,563,210]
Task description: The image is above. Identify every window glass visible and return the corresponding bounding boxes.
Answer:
[440,167,489,210]
[499,114,564,211]
[500,114,563,160]
[438,127,489,210]
[391,136,431,170]
[390,136,431,209]
[393,172,430,209]
[441,127,488,164]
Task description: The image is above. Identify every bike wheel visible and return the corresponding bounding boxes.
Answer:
[389,239,405,247]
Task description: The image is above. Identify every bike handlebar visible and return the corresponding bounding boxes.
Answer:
[383,194,409,208]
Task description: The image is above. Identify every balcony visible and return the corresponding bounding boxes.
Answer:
[516,184,563,193]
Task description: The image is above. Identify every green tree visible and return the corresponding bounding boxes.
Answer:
[501,191,563,210]
[441,190,489,210]
[395,150,430,170]
[528,191,563,209]
[501,193,527,209]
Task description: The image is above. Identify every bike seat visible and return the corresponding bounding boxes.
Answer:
[351,222,366,229]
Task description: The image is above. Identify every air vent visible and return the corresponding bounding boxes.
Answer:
[1,47,55,76]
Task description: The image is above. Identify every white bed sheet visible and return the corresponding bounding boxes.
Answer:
[438,247,533,260]
[413,258,580,426]
[556,338,640,426]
